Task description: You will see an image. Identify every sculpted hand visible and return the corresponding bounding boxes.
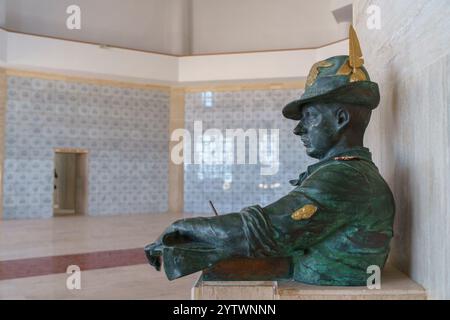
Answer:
[144,242,163,271]
[144,220,191,271]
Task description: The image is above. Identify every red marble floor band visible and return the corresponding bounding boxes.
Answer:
[0,248,148,280]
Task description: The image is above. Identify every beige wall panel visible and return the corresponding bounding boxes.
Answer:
[168,88,185,214]
[354,0,450,299]
[0,68,6,220]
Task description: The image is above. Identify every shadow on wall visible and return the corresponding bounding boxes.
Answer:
[390,165,412,275]
[384,70,413,275]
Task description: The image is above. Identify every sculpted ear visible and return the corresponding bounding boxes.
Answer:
[335,108,350,131]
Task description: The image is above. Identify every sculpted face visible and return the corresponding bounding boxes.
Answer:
[293,103,349,159]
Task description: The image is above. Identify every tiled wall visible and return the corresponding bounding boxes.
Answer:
[184,89,313,214]
[3,76,169,219]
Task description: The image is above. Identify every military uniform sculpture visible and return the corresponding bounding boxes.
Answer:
[145,27,395,286]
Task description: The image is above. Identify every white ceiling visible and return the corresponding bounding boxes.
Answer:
[1,0,351,56]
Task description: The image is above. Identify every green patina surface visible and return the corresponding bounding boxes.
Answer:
[145,53,396,286]
[264,147,395,285]
[147,147,395,286]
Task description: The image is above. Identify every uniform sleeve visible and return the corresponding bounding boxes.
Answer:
[262,162,370,254]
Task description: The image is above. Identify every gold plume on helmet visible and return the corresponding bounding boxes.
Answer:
[337,25,368,82]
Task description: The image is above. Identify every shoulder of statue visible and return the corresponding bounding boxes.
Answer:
[315,160,358,173]
[300,159,369,190]
[330,155,377,173]
[312,157,362,173]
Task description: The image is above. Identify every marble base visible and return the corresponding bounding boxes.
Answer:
[192,267,427,300]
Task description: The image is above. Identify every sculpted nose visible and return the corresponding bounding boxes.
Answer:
[293,122,305,136]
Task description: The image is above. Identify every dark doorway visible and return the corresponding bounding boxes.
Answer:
[53,150,88,216]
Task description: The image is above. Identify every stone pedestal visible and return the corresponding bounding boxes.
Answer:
[192,267,426,300]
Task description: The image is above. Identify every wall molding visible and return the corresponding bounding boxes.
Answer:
[0,28,348,84]
[5,69,172,92]
[168,88,185,215]
[5,68,306,93]
[1,27,347,58]
[182,81,305,93]
[54,148,89,154]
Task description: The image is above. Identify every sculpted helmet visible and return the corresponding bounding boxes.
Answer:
[282,26,380,120]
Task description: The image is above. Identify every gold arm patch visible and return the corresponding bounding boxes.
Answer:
[291,204,318,221]
[333,156,359,161]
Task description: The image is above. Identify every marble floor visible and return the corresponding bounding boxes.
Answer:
[0,213,428,300]
[0,213,200,299]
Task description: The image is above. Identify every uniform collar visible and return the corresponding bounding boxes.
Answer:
[307,146,372,175]
[290,147,373,186]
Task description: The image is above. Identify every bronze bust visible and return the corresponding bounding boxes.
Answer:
[145,27,395,286]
